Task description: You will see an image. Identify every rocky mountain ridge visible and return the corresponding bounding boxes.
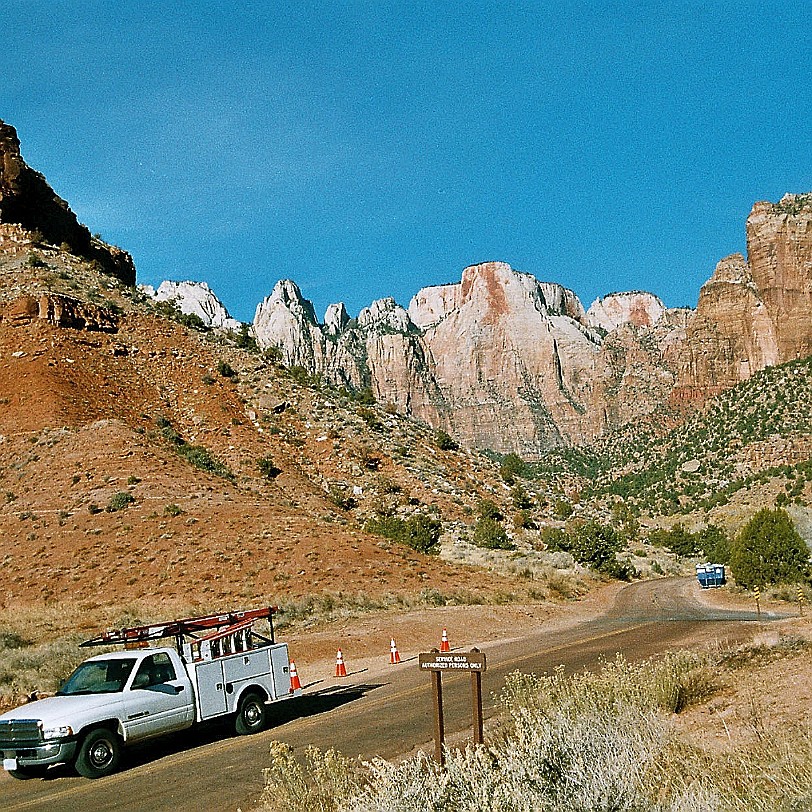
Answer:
[0,119,135,285]
[237,195,812,455]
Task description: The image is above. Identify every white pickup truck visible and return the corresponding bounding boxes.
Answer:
[0,608,299,779]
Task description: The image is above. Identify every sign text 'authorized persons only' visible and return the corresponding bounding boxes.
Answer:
[418,651,487,672]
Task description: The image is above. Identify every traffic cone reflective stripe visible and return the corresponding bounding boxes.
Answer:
[289,660,302,692]
[440,628,450,652]
[390,638,401,664]
[335,649,347,677]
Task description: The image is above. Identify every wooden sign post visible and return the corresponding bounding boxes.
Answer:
[419,648,487,765]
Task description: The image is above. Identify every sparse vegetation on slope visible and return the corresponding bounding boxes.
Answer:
[583,355,812,516]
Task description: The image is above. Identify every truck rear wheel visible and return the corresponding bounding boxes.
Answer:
[74,728,121,778]
[235,692,267,735]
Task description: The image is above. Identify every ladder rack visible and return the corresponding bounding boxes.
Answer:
[80,607,277,649]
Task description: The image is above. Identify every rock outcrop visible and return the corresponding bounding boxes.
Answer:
[2,293,118,332]
[139,280,242,332]
[0,119,134,285]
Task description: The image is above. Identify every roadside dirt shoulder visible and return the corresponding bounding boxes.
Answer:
[284,578,627,688]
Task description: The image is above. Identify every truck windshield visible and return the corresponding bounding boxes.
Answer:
[57,658,137,695]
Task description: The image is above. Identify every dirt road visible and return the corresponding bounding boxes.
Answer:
[0,578,779,812]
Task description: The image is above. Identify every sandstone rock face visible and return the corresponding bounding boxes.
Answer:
[324,302,349,335]
[587,291,666,332]
[0,119,134,285]
[746,195,812,362]
[140,280,242,332]
[253,194,812,456]
[672,196,812,402]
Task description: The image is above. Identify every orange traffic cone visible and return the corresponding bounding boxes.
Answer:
[390,638,401,664]
[440,628,451,652]
[335,648,347,677]
[289,660,302,693]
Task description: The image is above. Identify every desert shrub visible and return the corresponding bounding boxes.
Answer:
[610,500,640,542]
[357,446,381,470]
[510,484,533,510]
[730,508,810,588]
[163,503,184,517]
[476,499,503,522]
[260,742,363,812]
[0,636,90,705]
[26,251,47,268]
[288,366,318,386]
[352,387,376,405]
[473,517,514,550]
[366,514,441,555]
[257,652,760,812]
[648,524,701,557]
[514,510,537,530]
[235,324,259,353]
[356,407,382,430]
[664,524,700,557]
[499,452,530,484]
[434,430,459,451]
[155,417,234,480]
[107,492,135,512]
[570,521,620,570]
[217,360,236,378]
[177,444,233,480]
[553,498,574,519]
[0,631,31,650]
[153,299,208,331]
[258,456,282,480]
[377,477,402,494]
[538,526,572,552]
[327,486,356,511]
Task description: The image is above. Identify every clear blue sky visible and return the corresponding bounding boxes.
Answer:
[3,2,810,323]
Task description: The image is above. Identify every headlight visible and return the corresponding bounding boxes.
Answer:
[38,722,74,740]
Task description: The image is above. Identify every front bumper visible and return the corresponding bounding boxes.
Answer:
[2,739,77,770]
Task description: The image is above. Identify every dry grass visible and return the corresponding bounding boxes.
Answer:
[257,643,812,812]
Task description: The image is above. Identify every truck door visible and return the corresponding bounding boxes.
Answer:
[194,660,228,719]
[125,652,193,740]
[270,645,291,700]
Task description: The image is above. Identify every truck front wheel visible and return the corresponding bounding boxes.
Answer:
[74,728,121,778]
[235,692,267,735]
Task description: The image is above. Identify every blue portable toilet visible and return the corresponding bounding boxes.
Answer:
[696,563,726,588]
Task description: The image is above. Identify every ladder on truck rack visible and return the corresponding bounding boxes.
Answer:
[80,607,277,652]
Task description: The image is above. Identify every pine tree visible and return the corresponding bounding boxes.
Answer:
[730,508,810,588]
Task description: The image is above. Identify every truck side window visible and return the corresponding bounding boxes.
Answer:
[133,653,177,688]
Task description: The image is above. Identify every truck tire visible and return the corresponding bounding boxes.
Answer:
[8,765,48,780]
[235,692,267,735]
[74,727,121,778]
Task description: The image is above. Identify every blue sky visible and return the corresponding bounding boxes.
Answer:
[2,2,810,323]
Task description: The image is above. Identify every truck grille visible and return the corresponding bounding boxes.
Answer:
[0,719,43,747]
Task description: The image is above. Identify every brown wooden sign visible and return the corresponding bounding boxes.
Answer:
[419,648,487,763]
[418,651,487,672]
